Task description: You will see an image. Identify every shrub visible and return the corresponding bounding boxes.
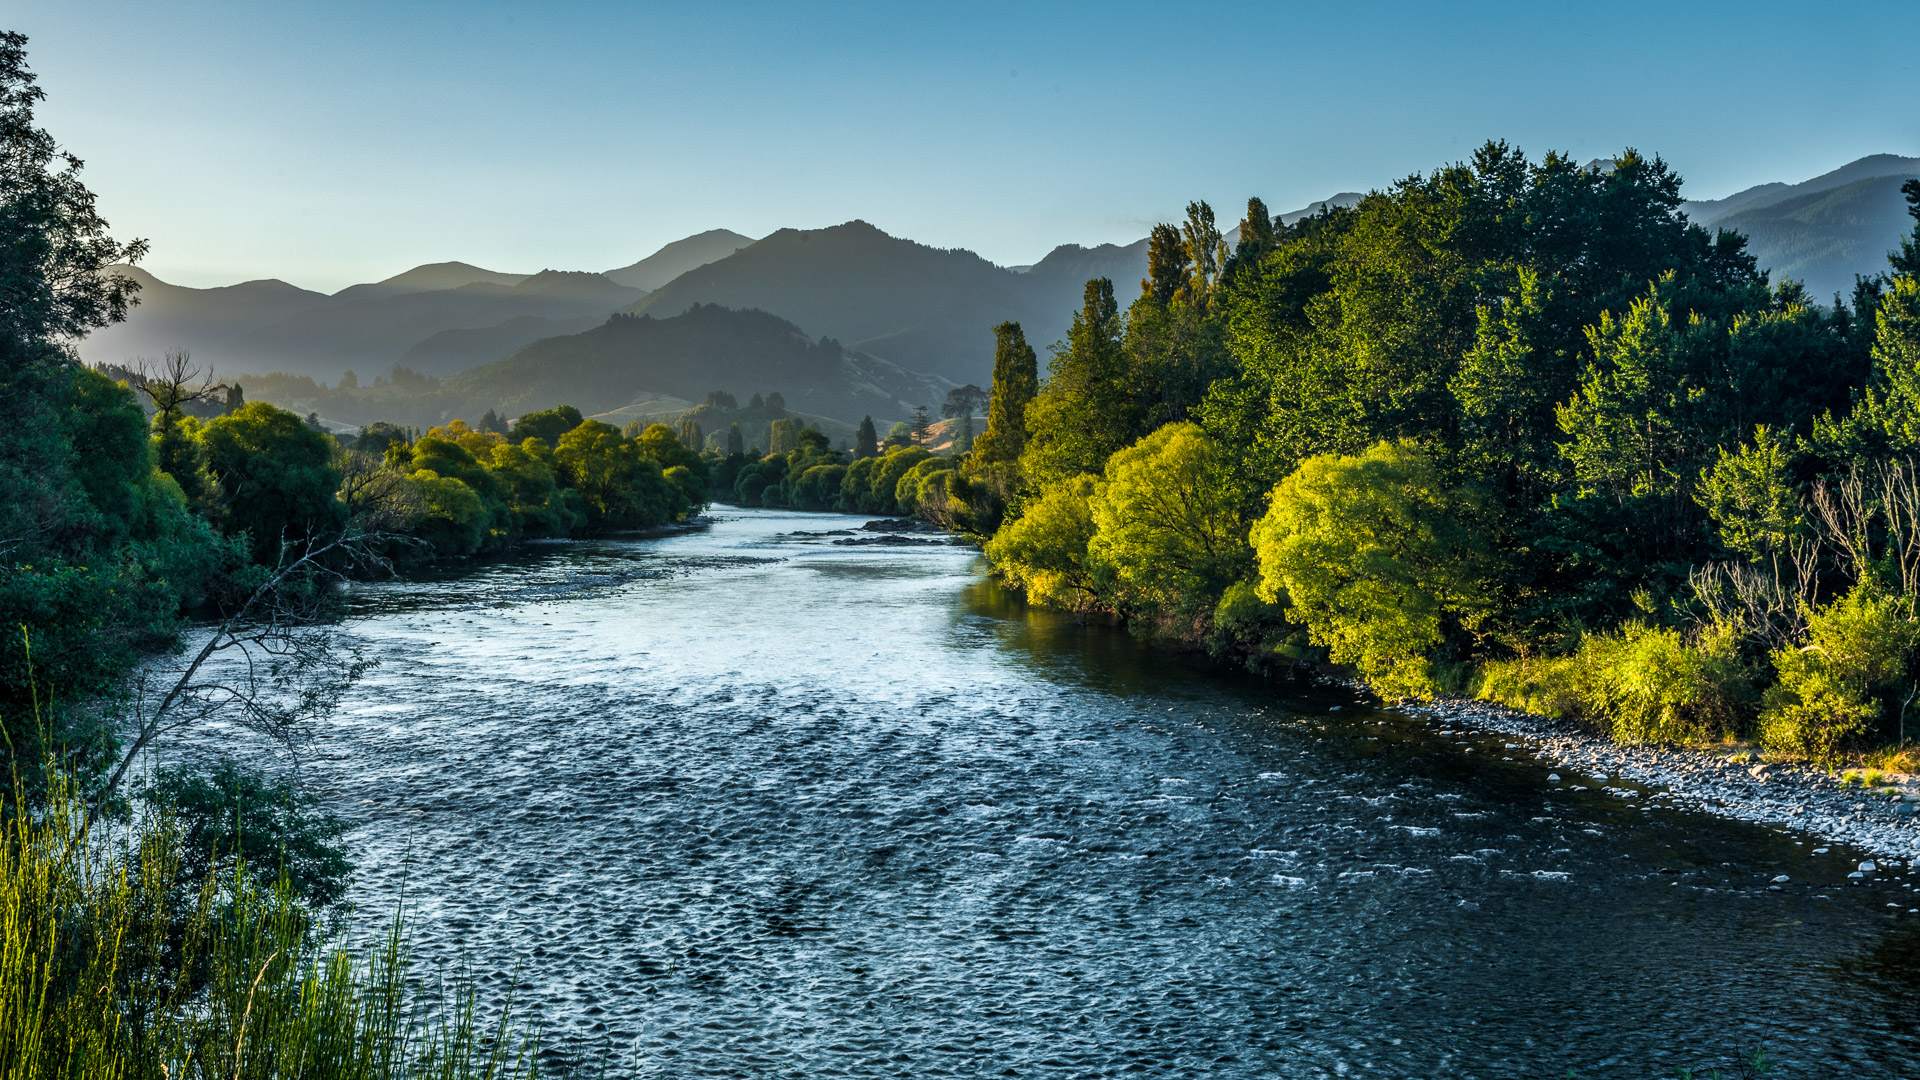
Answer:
[1758,585,1919,766]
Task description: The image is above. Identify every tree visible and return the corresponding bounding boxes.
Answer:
[704,389,739,410]
[728,421,746,457]
[477,407,507,435]
[199,402,347,564]
[1022,278,1134,484]
[765,391,787,412]
[1087,422,1246,626]
[767,417,799,456]
[941,385,987,454]
[1180,200,1224,308]
[554,420,680,528]
[984,475,1100,610]
[1890,178,1919,279]
[1251,440,1490,699]
[1142,224,1187,304]
[967,321,1038,476]
[677,416,702,450]
[909,404,932,445]
[137,350,223,499]
[338,369,358,390]
[509,404,583,446]
[854,415,878,458]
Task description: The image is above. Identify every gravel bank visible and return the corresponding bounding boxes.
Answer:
[1393,694,1920,864]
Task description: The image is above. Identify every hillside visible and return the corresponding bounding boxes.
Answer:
[80,266,334,368]
[620,221,1149,385]
[440,303,955,424]
[219,270,646,381]
[1680,154,1920,299]
[603,229,755,290]
[75,232,751,382]
[1714,173,1919,299]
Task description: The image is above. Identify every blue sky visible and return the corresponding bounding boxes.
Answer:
[13,0,1920,291]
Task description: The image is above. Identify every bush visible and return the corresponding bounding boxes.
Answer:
[1087,422,1246,628]
[1758,585,1919,765]
[1475,624,1756,743]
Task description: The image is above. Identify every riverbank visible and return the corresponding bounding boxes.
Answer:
[1390,688,1920,864]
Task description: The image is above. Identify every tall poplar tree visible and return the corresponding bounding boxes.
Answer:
[967,322,1038,474]
[854,415,878,458]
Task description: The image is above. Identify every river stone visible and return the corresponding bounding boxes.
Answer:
[1861,861,1878,873]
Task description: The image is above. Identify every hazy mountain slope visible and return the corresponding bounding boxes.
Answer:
[1279,192,1363,223]
[219,270,644,381]
[1715,173,1920,299]
[78,266,334,368]
[621,221,1148,384]
[441,303,954,424]
[603,229,755,291]
[1683,154,1920,224]
[331,261,531,304]
[396,313,610,374]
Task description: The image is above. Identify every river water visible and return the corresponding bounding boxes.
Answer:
[192,508,1920,1076]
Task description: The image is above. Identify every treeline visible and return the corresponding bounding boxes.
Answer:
[954,143,1920,767]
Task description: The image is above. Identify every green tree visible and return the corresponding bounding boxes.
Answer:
[509,404,584,446]
[940,385,987,455]
[967,322,1038,477]
[1251,441,1490,699]
[1087,422,1245,627]
[854,416,878,458]
[199,402,347,564]
[767,417,799,456]
[1022,278,1135,485]
[984,475,1101,610]
[728,421,747,457]
[554,420,680,529]
[909,404,932,445]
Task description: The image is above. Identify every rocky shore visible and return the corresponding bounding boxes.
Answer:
[1395,694,1920,864]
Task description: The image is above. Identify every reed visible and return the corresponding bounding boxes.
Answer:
[0,769,535,1080]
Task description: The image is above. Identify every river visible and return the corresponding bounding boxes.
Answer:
[184,507,1920,1077]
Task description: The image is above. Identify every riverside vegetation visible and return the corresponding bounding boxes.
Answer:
[941,146,1920,775]
[0,25,1899,1076]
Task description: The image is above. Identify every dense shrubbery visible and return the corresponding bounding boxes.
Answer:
[964,144,1920,765]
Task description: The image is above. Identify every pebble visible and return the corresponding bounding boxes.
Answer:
[1386,688,1920,863]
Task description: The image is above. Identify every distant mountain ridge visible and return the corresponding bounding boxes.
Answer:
[441,302,954,423]
[75,234,751,381]
[603,229,755,291]
[1682,154,1920,299]
[620,220,1150,385]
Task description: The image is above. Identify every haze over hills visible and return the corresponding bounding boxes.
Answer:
[603,229,755,291]
[621,221,1150,385]
[74,233,751,380]
[1682,154,1920,299]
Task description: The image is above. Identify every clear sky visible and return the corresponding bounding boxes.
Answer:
[12,0,1920,292]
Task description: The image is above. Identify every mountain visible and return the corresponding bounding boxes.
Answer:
[330,261,530,303]
[1677,154,1920,298]
[619,221,1149,385]
[440,303,955,423]
[1682,155,1920,225]
[219,270,645,381]
[1714,173,1919,300]
[76,232,744,381]
[80,266,335,369]
[1279,192,1363,223]
[603,229,755,291]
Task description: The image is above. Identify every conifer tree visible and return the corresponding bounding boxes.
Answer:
[854,415,878,458]
[727,422,745,457]
[941,384,988,454]
[968,321,1038,472]
[909,404,932,444]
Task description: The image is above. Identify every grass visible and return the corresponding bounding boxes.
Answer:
[0,768,536,1080]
